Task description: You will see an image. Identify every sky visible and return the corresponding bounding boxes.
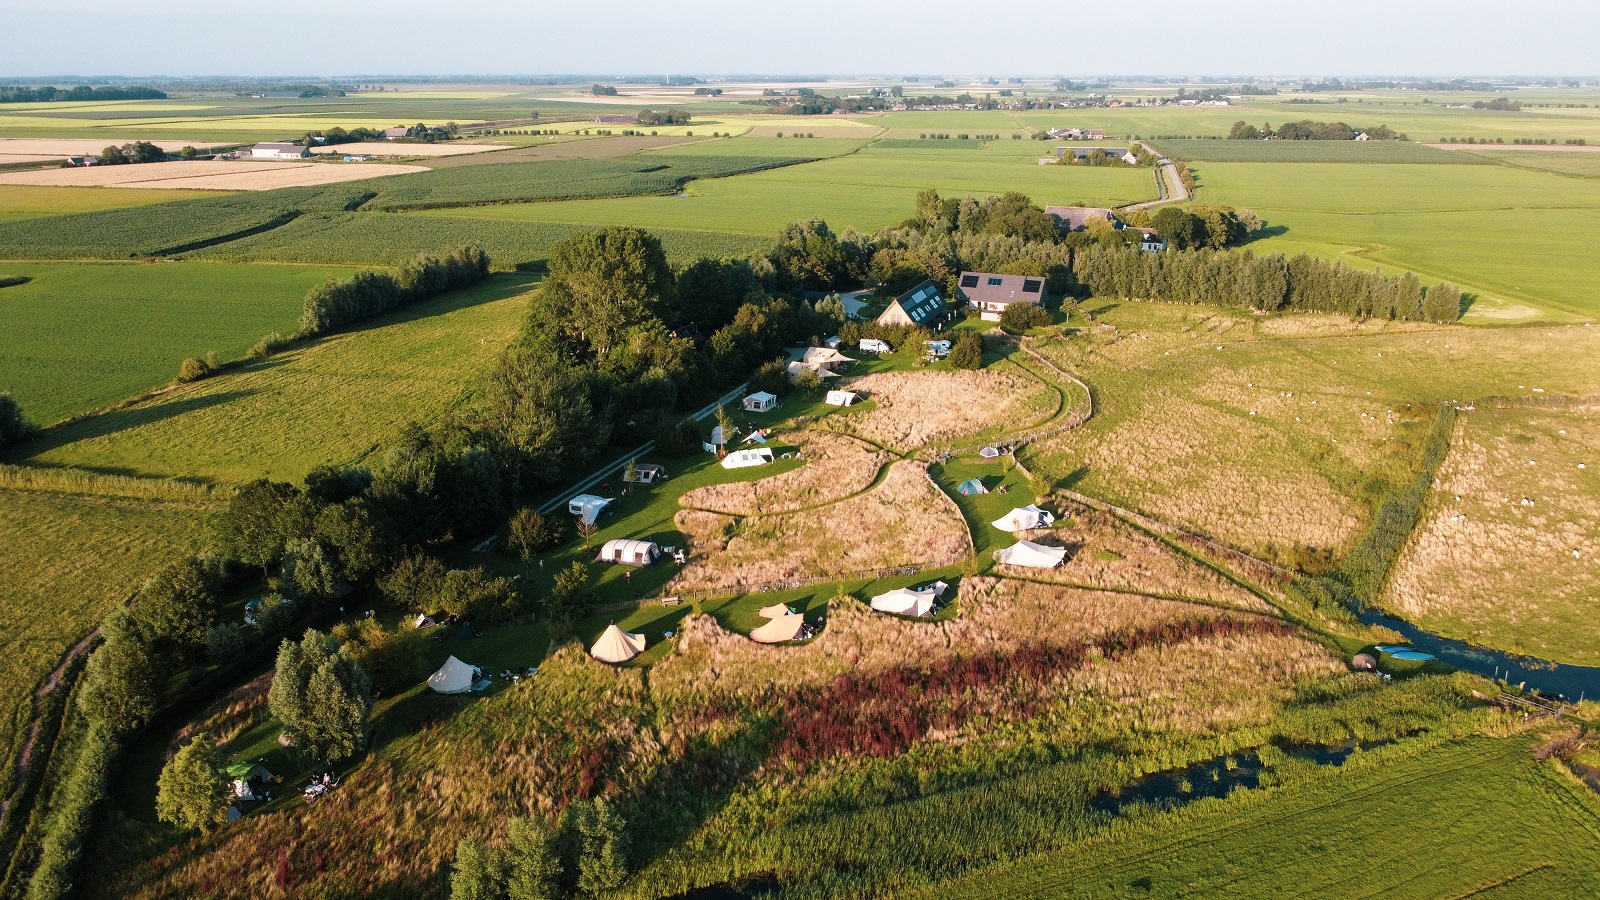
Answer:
[2,0,1598,78]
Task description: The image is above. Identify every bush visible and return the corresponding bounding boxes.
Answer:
[948,331,984,369]
[247,331,292,358]
[749,357,791,396]
[252,593,297,634]
[25,724,116,900]
[0,391,34,450]
[437,567,524,623]
[653,416,704,458]
[379,553,448,611]
[505,507,567,559]
[174,356,215,384]
[546,561,595,622]
[332,618,431,695]
[999,302,1051,333]
[203,622,249,663]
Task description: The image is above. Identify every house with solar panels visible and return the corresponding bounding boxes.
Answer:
[875,280,950,328]
[956,272,1048,322]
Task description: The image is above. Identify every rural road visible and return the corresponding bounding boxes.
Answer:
[1121,141,1190,212]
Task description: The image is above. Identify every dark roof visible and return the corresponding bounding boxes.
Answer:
[889,280,946,324]
[957,271,1045,306]
[1045,205,1118,231]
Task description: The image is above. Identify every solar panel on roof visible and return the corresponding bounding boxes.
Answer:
[987,277,1003,286]
[960,274,979,288]
[1023,279,1042,293]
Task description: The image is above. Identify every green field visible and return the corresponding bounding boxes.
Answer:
[924,736,1600,899]
[0,185,218,224]
[1190,160,1600,318]
[428,141,1159,235]
[1150,138,1486,164]
[0,261,363,424]
[1462,148,1600,179]
[0,483,216,788]
[17,273,534,483]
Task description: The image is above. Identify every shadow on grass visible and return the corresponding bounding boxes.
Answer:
[16,388,262,465]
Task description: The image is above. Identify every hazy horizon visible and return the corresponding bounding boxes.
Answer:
[4,0,1598,79]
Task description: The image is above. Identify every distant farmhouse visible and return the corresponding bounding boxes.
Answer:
[1134,228,1167,251]
[1046,206,1166,251]
[595,115,635,124]
[1055,146,1140,165]
[957,272,1048,322]
[876,280,950,327]
[382,126,409,140]
[249,142,311,160]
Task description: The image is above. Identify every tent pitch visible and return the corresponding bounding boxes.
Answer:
[992,505,1055,532]
[591,623,647,664]
[995,540,1068,569]
[751,613,806,643]
[428,656,480,694]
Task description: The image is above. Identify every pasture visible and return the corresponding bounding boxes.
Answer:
[17,274,534,482]
[1025,303,1600,569]
[1384,406,1600,663]
[1189,160,1600,319]
[925,736,1600,899]
[1149,138,1485,164]
[0,261,363,424]
[0,185,201,224]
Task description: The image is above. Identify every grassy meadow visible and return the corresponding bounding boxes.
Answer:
[0,261,363,424]
[1384,406,1600,663]
[16,274,534,482]
[0,184,214,223]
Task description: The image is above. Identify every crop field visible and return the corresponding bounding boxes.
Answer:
[0,261,364,424]
[306,142,508,157]
[926,737,1600,900]
[1149,138,1486,164]
[0,159,428,191]
[1383,406,1600,663]
[0,138,232,158]
[837,368,1059,452]
[678,430,888,515]
[17,274,534,482]
[426,142,1159,235]
[0,485,215,783]
[671,461,969,592]
[0,184,204,223]
[1189,160,1600,319]
[1026,303,1600,566]
[1460,147,1600,179]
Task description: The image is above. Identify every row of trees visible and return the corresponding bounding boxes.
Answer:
[1227,120,1403,140]
[296,245,490,338]
[634,108,690,126]
[0,85,165,103]
[451,800,628,899]
[1074,245,1463,322]
[301,126,387,147]
[96,141,166,165]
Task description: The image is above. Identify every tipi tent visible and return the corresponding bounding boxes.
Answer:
[722,448,774,469]
[995,540,1068,569]
[825,390,859,407]
[751,613,807,644]
[427,656,480,694]
[758,603,792,619]
[590,623,646,664]
[992,505,1055,532]
[956,478,988,496]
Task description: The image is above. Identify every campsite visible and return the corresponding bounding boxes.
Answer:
[2,71,1600,900]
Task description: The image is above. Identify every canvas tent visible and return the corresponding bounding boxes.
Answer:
[597,538,660,566]
[413,613,436,629]
[743,391,778,412]
[591,623,646,664]
[568,494,613,525]
[751,613,807,643]
[992,505,1055,532]
[427,656,480,694]
[825,390,859,407]
[956,478,988,496]
[722,448,774,469]
[758,603,792,619]
[869,582,947,618]
[995,540,1068,569]
[979,446,1001,459]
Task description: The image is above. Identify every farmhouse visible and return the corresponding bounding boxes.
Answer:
[1058,146,1128,162]
[1045,205,1120,232]
[1136,228,1167,252]
[382,126,409,140]
[956,271,1048,322]
[249,142,311,160]
[595,115,634,124]
[876,280,949,327]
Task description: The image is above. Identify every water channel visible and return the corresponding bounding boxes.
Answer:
[1353,607,1600,701]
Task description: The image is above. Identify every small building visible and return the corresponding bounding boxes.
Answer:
[595,114,634,124]
[1087,129,1106,139]
[596,538,660,567]
[824,390,859,407]
[742,391,778,413]
[382,126,410,140]
[1135,227,1167,252]
[249,142,310,160]
[956,271,1048,322]
[876,280,948,328]
[1353,132,1370,141]
[568,494,614,525]
[859,338,892,354]
[1120,150,1140,165]
[623,463,667,484]
[1045,206,1120,233]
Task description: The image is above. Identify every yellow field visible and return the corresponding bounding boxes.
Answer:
[307,142,509,157]
[0,159,427,190]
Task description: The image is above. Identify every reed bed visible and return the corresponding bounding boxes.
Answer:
[677,431,888,515]
[837,369,1056,451]
[670,461,968,592]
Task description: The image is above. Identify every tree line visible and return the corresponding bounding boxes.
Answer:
[1228,120,1403,140]
[634,109,691,126]
[0,85,165,103]
[1074,244,1462,322]
[296,245,490,338]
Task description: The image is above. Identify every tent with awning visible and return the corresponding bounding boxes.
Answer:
[995,540,1068,569]
[992,505,1055,532]
[590,623,646,664]
[427,656,480,694]
[751,613,806,644]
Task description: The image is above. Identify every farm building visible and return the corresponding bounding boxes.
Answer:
[249,142,311,160]
[992,505,1055,532]
[427,656,482,694]
[567,493,614,525]
[825,390,859,407]
[859,338,892,354]
[722,447,775,469]
[995,539,1068,568]
[591,624,646,664]
[595,114,635,124]
[743,391,778,412]
[1045,205,1120,232]
[957,271,1048,322]
[623,463,667,484]
[1058,146,1128,162]
[876,280,949,327]
[1135,228,1167,252]
[596,538,660,566]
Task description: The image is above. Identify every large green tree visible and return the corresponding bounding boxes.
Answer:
[450,836,505,900]
[268,630,372,764]
[576,798,628,896]
[156,735,229,832]
[540,226,674,360]
[77,609,161,735]
[505,816,563,900]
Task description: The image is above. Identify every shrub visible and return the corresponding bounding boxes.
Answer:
[24,723,116,900]
[247,331,292,358]
[174,356,215,384]
[948,331,984,369]
[203,622,249,663]
[437,567,524,623]
[332,618,431,695]
[505,507,567,559]
[546,561,596,622]
[252,593,297,634]
[156,734,229,832]
[379,553,448,611]
[576,798,628,895]
[999,302,1051,333]
[0,391,34,450]
[653,416,703,458]
[749,357,791,396]
[450,836,505,900]
[505,816,563,900]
